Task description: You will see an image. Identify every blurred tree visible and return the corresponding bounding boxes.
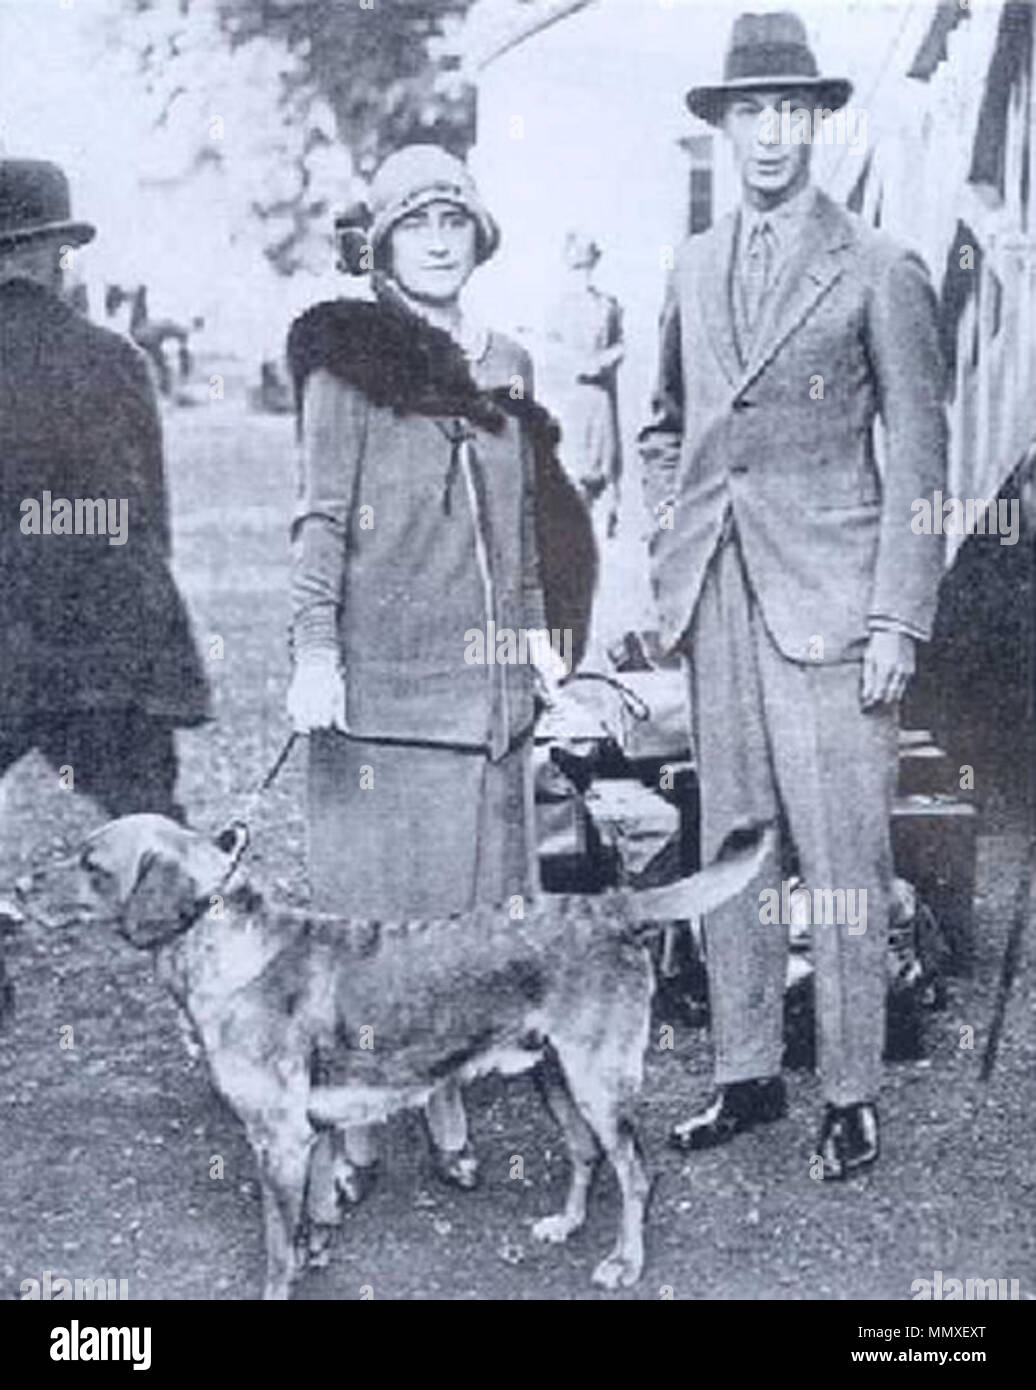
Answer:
[208,0,477,170]
[122,0,594,273]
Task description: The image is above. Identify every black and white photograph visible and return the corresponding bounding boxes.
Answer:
[0,0,1033,1355]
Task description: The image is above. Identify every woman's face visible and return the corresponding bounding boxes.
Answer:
[388,200,478,305]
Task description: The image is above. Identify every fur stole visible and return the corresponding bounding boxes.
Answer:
[286,294,597,668]
[287,293,517,431]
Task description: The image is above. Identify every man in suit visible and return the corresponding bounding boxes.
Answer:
[0,160,209,823]
[640,13,947,1177]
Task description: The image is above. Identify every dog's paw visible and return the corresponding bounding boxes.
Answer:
[435,1146,480,1191]
[591,1247,643,1291]
[303,1224,336,1270]
[531,1213,580,1245]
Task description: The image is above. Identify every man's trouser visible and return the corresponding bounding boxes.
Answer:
[684,527,896,1106]
[0,707,183,823]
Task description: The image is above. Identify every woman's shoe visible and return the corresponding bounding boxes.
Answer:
[433,1143,481,1190]
[336,1154,380,1206]
[817,1102,879,1180]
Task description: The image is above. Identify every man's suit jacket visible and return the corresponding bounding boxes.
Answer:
[640,188,948,662]
[0,277,210,724]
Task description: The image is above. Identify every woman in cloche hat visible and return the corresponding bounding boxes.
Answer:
[285,143,595,1220]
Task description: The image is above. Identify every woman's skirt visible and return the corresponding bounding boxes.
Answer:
[306,732,537,917]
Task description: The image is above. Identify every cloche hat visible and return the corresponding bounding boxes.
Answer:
[368,144,499,264]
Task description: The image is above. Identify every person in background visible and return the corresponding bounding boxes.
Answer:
[0,159,209,826]
[543,232,625,547]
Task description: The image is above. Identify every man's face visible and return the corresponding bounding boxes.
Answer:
[388,200,478,305]
[722,87,813,204]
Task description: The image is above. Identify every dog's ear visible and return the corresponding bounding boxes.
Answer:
[119,847,203,947]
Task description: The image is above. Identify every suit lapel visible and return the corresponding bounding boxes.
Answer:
[694,212,742,388]
[739,190,854,393]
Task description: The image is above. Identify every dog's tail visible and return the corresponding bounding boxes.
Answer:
[625,822,777,930]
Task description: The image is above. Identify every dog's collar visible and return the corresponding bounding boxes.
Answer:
[118,895,216,951]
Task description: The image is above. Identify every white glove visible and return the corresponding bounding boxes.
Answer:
[287,650,347,733]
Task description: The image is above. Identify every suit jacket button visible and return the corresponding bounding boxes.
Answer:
[732,398,754,411]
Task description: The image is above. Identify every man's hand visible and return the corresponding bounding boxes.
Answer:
[861,629,916,710]
[287,650,347,733]
[532,639,569,710]
[604,482,621,541]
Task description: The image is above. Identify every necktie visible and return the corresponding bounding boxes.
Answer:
[741,218,776,337]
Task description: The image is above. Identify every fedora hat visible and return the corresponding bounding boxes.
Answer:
[0,160,96,251]
[686,11,852,126]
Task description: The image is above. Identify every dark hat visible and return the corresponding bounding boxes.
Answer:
[0,160,96,251]
[686,11,852,126]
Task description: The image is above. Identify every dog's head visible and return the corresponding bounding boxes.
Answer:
[16,815,249,949]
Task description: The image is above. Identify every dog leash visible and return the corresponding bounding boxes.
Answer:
[217,730,300,858]
[174,674,650,947]
[133,732,304,951]
[213,673,650,868]
[226,673,648,807]
[559,670,652,723]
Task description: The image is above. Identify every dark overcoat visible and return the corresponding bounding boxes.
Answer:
[0,278,210,724]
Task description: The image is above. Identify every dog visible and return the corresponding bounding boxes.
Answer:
[18,813,774,1298]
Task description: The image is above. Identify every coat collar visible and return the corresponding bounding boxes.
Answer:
[695,187,854,396]
[287,292,510,431]
[0,275,72,323]
[695,215,742,388]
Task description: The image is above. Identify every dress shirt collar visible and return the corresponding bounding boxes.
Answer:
[739,181,817,260]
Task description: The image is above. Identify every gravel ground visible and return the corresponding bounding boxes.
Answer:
[1,394,1034,1301]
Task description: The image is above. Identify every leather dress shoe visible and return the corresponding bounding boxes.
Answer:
[817,1102,879,1180]
[670,1077,787,1152]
